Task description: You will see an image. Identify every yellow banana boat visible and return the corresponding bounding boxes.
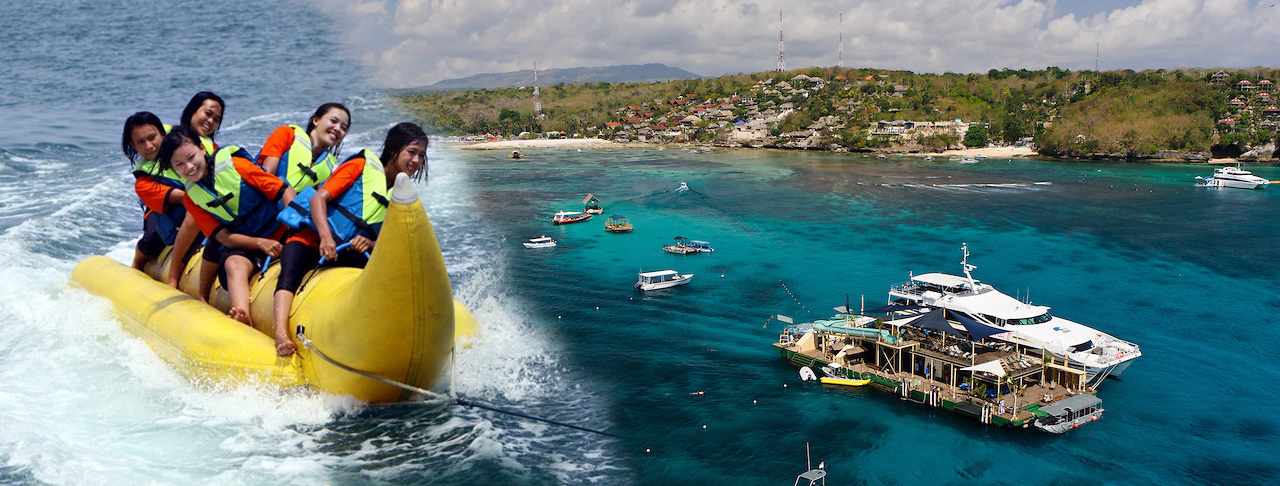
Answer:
[70,174,477,403]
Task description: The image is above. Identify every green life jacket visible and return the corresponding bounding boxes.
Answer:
[184,146,279,237]
[326,149,391,243]
[276,125,338,190]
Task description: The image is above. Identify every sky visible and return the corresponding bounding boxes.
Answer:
[314,0,1280,89]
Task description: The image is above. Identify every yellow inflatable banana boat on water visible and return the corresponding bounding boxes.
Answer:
[71,174,477,403]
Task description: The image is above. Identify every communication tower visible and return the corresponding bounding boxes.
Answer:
[838,12,844,68]
[533,62,544,120]
[776,10,786,72]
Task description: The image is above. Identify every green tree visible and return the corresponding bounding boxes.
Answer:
[963,125,989,148]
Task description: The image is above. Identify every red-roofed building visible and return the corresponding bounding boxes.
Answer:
[621,116,643,125]
[1259,80,1274,92]
[1257,92,1273,103]
[1228,97,1246,109]
[1264,106,1280,120]
[604,122,623,129]
[1236,80,1255,90]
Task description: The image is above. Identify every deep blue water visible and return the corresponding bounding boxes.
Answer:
[2,0,1279,484]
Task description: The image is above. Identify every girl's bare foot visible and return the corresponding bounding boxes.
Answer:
[275,336,296,356]
[229,306,251,325]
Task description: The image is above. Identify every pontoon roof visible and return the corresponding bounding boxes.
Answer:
[1038,394,1101,415]
[639,270,679,277]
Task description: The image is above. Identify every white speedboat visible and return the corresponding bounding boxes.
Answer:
[884,244,1141,388]
[676,182,690,192]
[959,156,977,164]
[523,236,556,248]
[1196,166,1270,190]
[634,270,693,291]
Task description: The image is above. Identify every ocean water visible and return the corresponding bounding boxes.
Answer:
[2,1,1279,484]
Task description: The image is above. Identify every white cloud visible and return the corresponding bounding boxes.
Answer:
[315,0,1280,88]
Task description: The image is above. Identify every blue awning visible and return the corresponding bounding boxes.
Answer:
[907,310,965,338]
[949,312,1008,341]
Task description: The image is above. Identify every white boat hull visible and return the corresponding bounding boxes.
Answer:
[635,274,693,291]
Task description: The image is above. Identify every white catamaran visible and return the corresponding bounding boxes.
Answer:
[883,244,1141,388]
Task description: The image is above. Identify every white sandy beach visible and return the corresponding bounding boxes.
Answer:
[454,138,620,150]
[926,146,1038,158]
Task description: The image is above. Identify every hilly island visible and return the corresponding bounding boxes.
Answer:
[395,66,1280,161]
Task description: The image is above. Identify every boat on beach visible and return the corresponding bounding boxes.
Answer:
[524,236,556,248]
[634,270,693,291]
[1195,166,1271,189]
[604,213,633,233]
[70,174,478,403]
[552,211,592,224]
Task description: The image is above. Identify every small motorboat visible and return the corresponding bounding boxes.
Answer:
[818,363,870,386]
[1032,394,1104,434]
[634,270,693,291]
[523,236,556,248]
[675,182,689,192]
[960,155,977,163]
[551,211,591,225]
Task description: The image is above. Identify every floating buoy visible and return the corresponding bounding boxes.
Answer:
[721,274,725,278]
[646,448,651,453]
[753,399,757,404]
[702,424,707,429]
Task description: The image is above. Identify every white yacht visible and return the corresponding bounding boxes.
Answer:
[634,270,693,291]
[1196,166,1270,190]
[523,236,556,248]
[884,244,1140,388]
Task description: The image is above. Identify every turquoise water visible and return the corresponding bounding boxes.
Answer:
[2,0,1278,483]
[479,147,1280,484]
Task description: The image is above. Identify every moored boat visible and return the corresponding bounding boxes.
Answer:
[1031,393,1104,434]
[604,213,633,233]
[552,211,592,224]
[70,174,478,403]
[511,150,522,159]
[634,270,693,291]
[524,236,556,248]
[583,194,603,214]
[884,243,1140,388]
[1196,166,1271,190]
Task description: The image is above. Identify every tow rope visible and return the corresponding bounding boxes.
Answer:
[296,326,617,438]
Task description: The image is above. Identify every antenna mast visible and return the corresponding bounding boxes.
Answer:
[533,62,544,120]
[776,10,786,72]
[839,12,844,68]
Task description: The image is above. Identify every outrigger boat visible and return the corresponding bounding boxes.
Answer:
[510,150,522,159]
[71,175,478,403]
[604,213,633,233]
[551,211,591,225]
[582,194,603,214]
